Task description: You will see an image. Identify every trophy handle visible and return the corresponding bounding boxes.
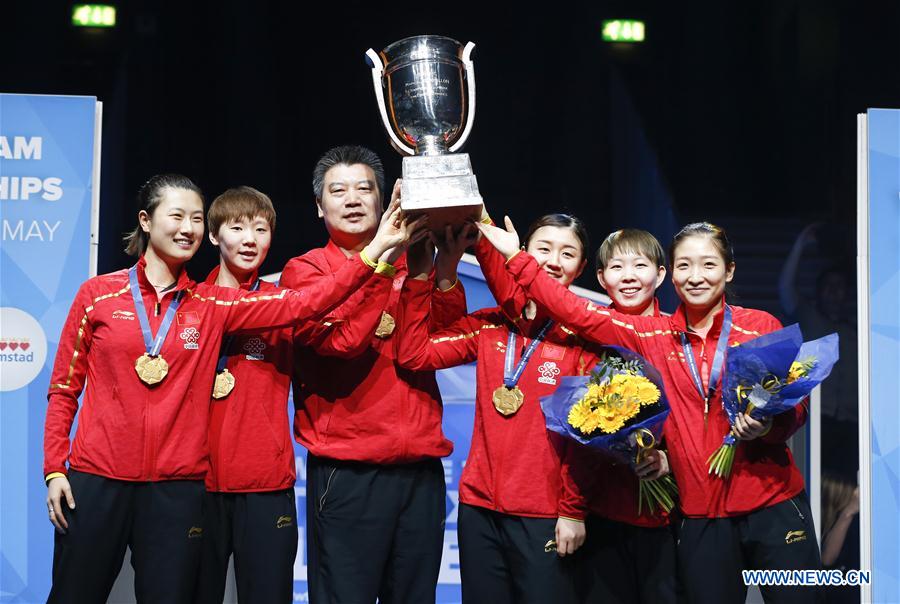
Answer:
[449,41,476,153]
[365,48,416,156]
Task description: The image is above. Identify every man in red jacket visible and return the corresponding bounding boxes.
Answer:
[281,146,466,604]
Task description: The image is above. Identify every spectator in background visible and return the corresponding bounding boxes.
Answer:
[820,472,860,604]
[778,222,858,476]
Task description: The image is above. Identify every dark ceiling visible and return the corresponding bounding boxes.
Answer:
[5,0,898,284]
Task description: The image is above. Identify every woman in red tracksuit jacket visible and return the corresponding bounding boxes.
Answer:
[396,214,594,604]
[475,224,677,603]
[42,174,415,603]
[478,218,821,604]
[568,228,678,604]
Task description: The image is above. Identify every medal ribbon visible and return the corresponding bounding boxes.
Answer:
[503,320,554,388]
[680,305,732,421]
[129,265,184,357]
[215,279,260,373]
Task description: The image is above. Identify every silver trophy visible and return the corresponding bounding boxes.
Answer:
[365,35,483,229]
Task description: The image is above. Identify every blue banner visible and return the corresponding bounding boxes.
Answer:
[866,108,900,603]
[0,94,100,602]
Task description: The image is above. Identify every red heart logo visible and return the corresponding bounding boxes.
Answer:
[0,341,7,350]
[20,342,30,350]
[9,342,19,350]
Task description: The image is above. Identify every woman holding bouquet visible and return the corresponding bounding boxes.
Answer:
[395,214,595,604]
[477,218,821,604]
[570,229,678,604]
[473,219,678,603]
[42,174,419,603]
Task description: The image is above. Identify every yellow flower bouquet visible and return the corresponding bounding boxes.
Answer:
[541,347,677,516]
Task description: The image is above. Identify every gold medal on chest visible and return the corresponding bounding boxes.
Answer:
[135,353,169,385]
[375,311,396,338]
[492,385,525,416]
[212,369,235,399]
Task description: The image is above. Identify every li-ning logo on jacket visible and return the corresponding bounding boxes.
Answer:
[537,361,560,385]
[243,337,265,361]
[180,327,200,350]
[111,310,135,321]
[785,530,807,544]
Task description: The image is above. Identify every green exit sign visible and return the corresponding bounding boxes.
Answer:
[602,20,645,43]
[72,4,116,28]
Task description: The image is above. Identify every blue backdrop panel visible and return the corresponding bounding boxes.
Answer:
[0,94,98,603]
[867,108,900,603]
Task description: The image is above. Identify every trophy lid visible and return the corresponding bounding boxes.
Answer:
[380,35,467,71]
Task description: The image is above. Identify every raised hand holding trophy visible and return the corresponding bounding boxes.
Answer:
[365,35,484,230]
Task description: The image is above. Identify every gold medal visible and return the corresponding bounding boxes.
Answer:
[492,385,525,416]
[135,353,169,385]
[212,369,235,399]
[374,311,396,338]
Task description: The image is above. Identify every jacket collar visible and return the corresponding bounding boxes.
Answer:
[203,265,259,289]
[608,297,662,318]
[135,254,195,293]
[506,303,558,340]
[670,299,728,337]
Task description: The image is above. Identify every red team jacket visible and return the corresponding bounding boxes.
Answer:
[505,251,807,518]
[473,236,666,526]
[44,253,374,482]
[396,276,591,520]
[564,299,672,528]
[203,267,295,493]
[280,240,465,464]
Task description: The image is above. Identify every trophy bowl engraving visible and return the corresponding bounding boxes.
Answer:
[366,35,483,231]
[379,36,469,155]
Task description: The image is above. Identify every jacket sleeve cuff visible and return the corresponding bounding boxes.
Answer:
[505,249,523,265]
[436,278,458,292]
[505,250,541,289]
[359,248,378,269]
[45,471,66,484]
[375,260,397,278]
[557,492,588,521]
[760,412,792,443]
[505,249,533,275]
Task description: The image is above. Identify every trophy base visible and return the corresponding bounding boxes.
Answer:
[400,153,483,232]
[401,203,483,234]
